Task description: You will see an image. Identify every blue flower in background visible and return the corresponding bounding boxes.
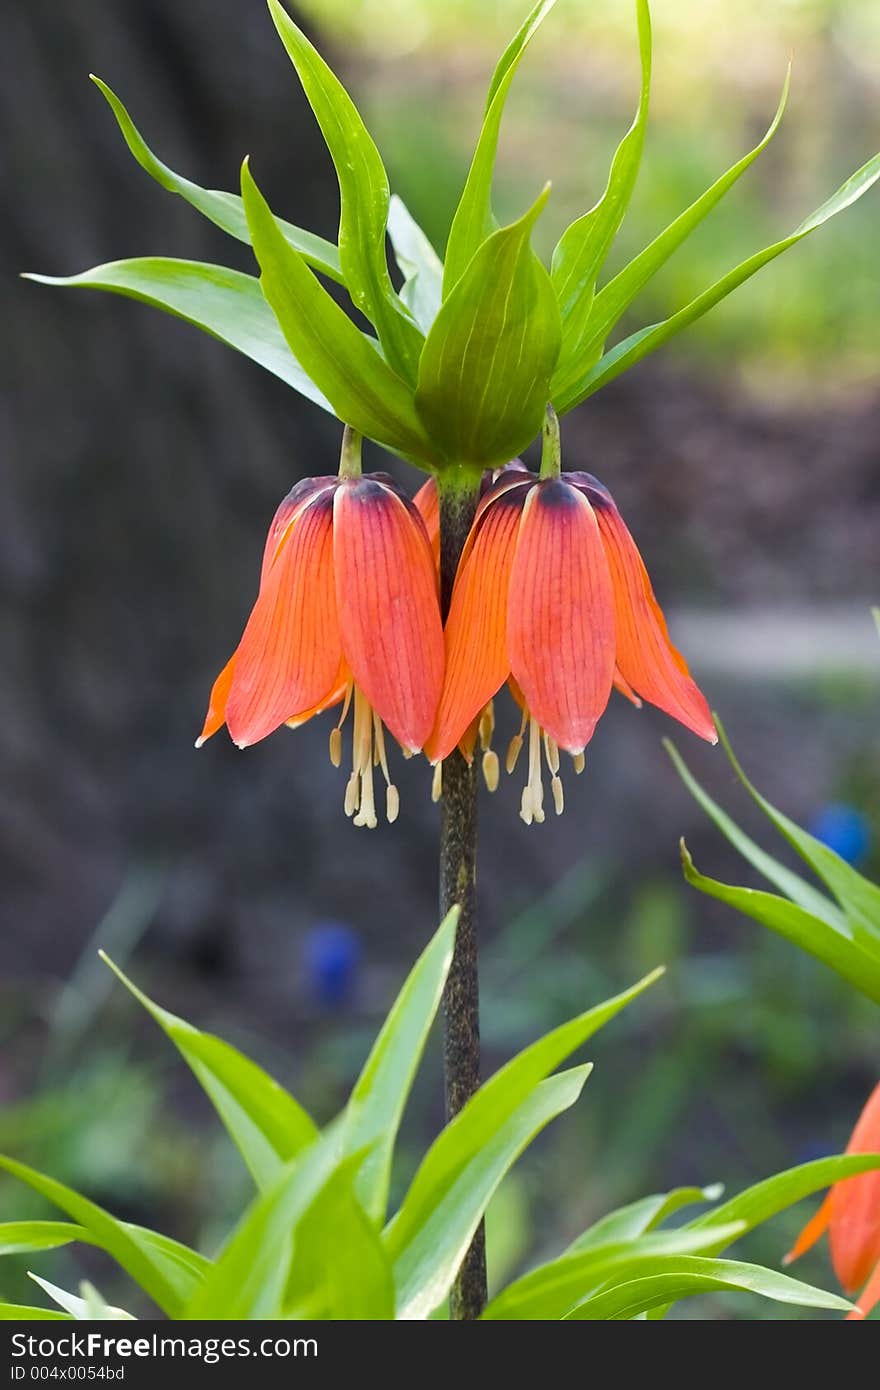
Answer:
[304,922,362,1008]
[807,803,871,867]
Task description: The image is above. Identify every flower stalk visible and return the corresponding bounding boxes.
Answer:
[437,465,487,1320]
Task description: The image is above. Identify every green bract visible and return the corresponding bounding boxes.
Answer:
[1,913,876,1320]
[25,0,880,472]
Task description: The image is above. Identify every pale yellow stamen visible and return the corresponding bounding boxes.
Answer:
[334,684,399,827]
[482,748,500,792]
[431,762,443,803]
[520,716,546,826]
[573,752,586,775]
[506,707,528,775]
[514,714,578,824]
[328,726,342,767]
[479,701,495,751]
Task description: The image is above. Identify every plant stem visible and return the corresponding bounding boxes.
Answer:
[437,466,487,1321]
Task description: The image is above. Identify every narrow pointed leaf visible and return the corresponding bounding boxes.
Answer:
[0,1158,202,1316]
[443,0,558,295]
[390,1066,591,1320]
[566,1184,721,1253]
[334,909,458,1224]
[554,65,790,402]
[268,0,423,382]
[101,953,317,1192]
[714,717,880,934]
[25,260,332,411]
[0,1221,86,1257]
[283,1165,395,1320]
[241,161,436,463]
[0,1304,70,1321]
[387,968,661,1318]
[551,0,651,385]
[416,187,561,466]
[184,1137,361,1319]
[687,1153,880,1239]
[566,1259,854,1319]
[29,1275,134,1321]
[90,77,342,282]
[665,738,847,931]
[558,148,880,410]
[483,1224,745,1319]
[387,195,444,334]
[679,842,880,1003]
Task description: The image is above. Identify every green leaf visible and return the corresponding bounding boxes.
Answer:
[334,909,458,1224]
[664,738,847,932]
[387,967,661,1318]
[483,1224,745,1320]
[387,195,444,335]
[0,1303,70,1321]
[240,160,436,464]
[28,1275,134,1321]
[0,1157,202,1317]
[566,1185,721,1253]
[0,1221,86,1257]
[550,0,651,387]
[558,146,880,410]
[25,260,332,412]
[415,187,561,467]
[566,1257,854,1319]
[390,1066,591,1320]
[100,953,317,1193]
[679,841,880,1004]
[90,76,342,283]
[687,1153,880,1240]
[283,1165,395,1320]
[443,0,558,295]
[714,717,880,935]
[184,1136,361,1319]
[268,0,423,382]
[553,65,790,405]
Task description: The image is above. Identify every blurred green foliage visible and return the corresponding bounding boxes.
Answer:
[300,0,880,387]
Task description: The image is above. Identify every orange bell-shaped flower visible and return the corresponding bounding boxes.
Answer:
[785,1081,880,1320]
[421,433,715,824]
[198,432,443,828]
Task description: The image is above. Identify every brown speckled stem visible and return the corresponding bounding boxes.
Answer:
[438,467,486,1321]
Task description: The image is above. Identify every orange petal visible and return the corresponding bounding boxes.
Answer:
[413,477,440,571]
[830,1083,880,1292]
[196,654,236,746]
[847,1258,880,1320]
[225,489,342,747]
[333,477,444,752]
[613,667,643,708]
[507,480,615,755]
[285,665,349,729]
[425,485,527,763]
[259,476,337,586]
[784,1189,834,1266]
[581,478,716,742]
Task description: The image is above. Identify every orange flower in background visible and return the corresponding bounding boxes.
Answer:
[198,469,443,828]
[424,468,716,824]
[785,1082,880,1320]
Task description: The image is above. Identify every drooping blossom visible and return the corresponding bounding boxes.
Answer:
[198,441,443,828]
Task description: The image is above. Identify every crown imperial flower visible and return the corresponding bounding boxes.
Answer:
[424,418,715,823]
[197,434,443,827]
[785,1081,880,1320]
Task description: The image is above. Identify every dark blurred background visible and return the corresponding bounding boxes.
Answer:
[2,0,879,1317]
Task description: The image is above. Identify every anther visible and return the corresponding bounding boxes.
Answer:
[482,748,500,792]
[328,726,342,767]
